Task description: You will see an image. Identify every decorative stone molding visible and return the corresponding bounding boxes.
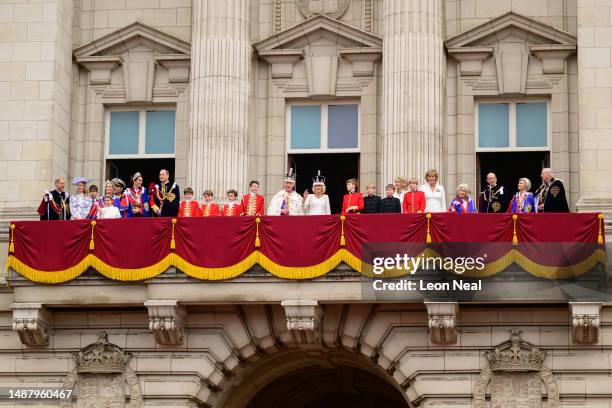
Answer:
[11,303,51,346]
[530,44,576,74]
[570,302,601,344]
[258,49,304,78]
[281,300,323,343]
[61,331,142,408]
[446,47,493,76]
[340,48,382,76]
[145,300,186,345]
[76,56,123,85]
[424,302,458,345]
[474,329,559,407]
[297,0,350,19]
[154,55,191,83]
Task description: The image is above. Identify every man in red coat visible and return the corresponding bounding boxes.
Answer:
[242,180,265,216]
[178,187,201,217]
[402,178,426,214]
[341,178,364,215]
[222,190,243,217]
[200,190,220,217]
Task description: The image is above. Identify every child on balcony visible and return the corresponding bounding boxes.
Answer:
[222,190,243,217]
[99,195,121,219]
[201,190,220,217]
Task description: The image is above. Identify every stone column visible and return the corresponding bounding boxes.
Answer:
[189,0,250,198]
[576,0,612,216]
[381,0,445,185]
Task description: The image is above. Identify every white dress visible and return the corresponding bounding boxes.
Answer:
[393,190,406,213]
[99,206,120,219]
[303,194,331,215]
[267,190,304,215]
[419,183,447,213]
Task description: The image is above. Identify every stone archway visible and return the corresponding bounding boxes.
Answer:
[215,348,410,408]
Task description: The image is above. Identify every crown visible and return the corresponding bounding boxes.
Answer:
[284,168,297,183]
[73,331,131,374]
[312,170,326,186]
[486,329,545,372]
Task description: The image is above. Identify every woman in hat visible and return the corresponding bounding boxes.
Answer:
[303,171,331,215]
[69,177,93,220]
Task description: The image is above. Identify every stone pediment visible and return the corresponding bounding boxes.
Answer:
[73,22,191,101]
[74,21,191,58]
[254,14,382,51]
[445,12,576,49]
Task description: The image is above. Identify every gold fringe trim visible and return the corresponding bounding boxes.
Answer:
[7,248,608,283]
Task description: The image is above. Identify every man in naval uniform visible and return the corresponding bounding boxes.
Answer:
[534,168,569,213]
[478,172,509,213]
[267,168,303,216]
[38,177,70,220]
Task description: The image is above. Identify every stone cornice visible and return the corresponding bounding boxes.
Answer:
[76,56,123,85]
[444,11,577,49]
[253,14,382,52]
[258,49,304,78]
[74,21,191,58]
[530,44,576,74]
[154,54,191,83]
[339,47,382,76]
[447,47,494,76]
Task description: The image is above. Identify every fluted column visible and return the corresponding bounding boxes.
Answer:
[381,0,445,184]
[189,0,250,197]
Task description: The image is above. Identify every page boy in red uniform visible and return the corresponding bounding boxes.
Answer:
[242,180,265,216]
[222,190,243,217]
[178,187,201,217]
[200,190,220,217]
[341,178,364,215]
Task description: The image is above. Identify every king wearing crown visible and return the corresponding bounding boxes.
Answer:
[267,168,303,216]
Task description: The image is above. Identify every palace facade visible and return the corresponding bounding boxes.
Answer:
[1,0,612,407]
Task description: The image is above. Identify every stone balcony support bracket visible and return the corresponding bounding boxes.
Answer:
[11,303,52,346]
[281,300,323,342]
[425,301,459,345]
[530,44,576,74]
[76,56,123,85]
[569,302,602,344]
[145,300,187,346]
[339,47,382,76]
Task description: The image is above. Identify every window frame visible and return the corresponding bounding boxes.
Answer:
[285,100,360,154]
[474,99,551,152]
[105,106,176,159]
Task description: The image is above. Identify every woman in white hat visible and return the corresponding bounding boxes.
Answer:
[69,177,93,220]
[302,171,331,215]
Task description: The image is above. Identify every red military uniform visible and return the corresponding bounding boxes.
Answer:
[178,200,201,217]
[222,202,243,217]
[201,201,220,217]
[341,192,364,215]
[402,191,426,214]
[241,193,265,216]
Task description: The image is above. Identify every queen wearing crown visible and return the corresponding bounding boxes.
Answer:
[302,171,331,215]
[267,168,304,216]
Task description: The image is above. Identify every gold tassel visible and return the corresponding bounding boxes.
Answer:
[255,217,261,247]
[426,213,432,243]
[340,215,346,247]
[170,218,177,250]
[9,224,15,253]
[89,221,96,251]
[512,214,518,246]
[598,213,604,245]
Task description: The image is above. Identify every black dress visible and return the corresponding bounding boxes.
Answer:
[363,195,381,214]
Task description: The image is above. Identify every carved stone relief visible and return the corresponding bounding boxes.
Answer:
[474,329,559,408]
[297,0,350,19]
[61,332,142,408]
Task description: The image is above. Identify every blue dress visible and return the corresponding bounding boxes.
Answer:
[508,192,535,213]
[448,196,477,213]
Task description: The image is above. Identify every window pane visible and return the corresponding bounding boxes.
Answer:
[109,111,139,154]
[146,110,176,154]
[516,102,547,147]
[478,103,509,148]
[328,104,358,149]
[290,105,321,149]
